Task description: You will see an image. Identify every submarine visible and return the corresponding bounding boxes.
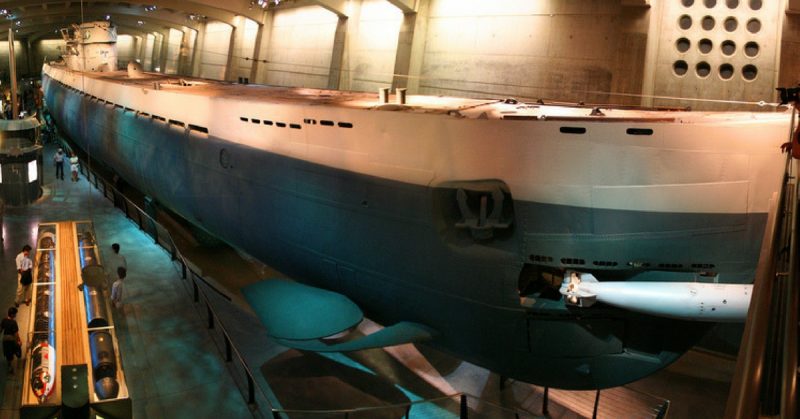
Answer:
[42,21,792,390]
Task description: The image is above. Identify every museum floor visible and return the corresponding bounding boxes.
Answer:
[0,144,735,418]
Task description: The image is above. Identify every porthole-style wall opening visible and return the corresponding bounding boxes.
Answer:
[679,15,693,30]
[698,38,713,53]
[742,65,758,80]
[721,40,736,55]
[719,64,734,80]
[676,38,691,53]
[674,60,689,76]
[744,41,759,57]
[726,0,739,8]
[746,18,761,33]
[701,16,716,30]
[724,17,738,31]
[749,0,762,10]
[696,61,711,77]
[704,0,717,7]
[682,0,695,6]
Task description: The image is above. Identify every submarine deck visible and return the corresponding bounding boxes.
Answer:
[45,64,791,122]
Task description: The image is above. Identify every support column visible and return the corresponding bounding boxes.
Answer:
[25,39,34,77]
[327,16,348,90]
[223,24,237,81]
[178,29,192,75]
[250,11,272,84]
[391,0,428,92]
[331,0,362,91]
[192,22,207,77]
[640,0,663,107]
[136,36,146,63]
[158,31,170,73]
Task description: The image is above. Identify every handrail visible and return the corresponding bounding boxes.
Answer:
[77,163,276,415]
[724,192,780,418]
[725,111,799,418]
[270,393,540,418]
[780,157,799,418]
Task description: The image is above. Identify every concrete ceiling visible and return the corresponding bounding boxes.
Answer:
[0,0,422,41]
[0,0,269,40]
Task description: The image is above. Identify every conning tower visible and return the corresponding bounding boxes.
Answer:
[60,21,117,72]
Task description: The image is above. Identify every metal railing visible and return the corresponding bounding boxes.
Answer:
[77,163,548,418]
[78,163,274,416]
[725,126,800,418]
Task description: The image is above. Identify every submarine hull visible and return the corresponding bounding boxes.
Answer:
[44,71,773,389]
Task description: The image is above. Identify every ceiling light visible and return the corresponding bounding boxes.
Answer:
[137,20,144,26]
[144,5,157,12]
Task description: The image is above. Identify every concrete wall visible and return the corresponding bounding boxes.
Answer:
[143,34,155,71]
[117,35,135,68]
[417,0,648,104]
[256,6,338,87]
[179,29,197,76]
[338,0,404,92]
[779,11,800,89]
[17,0,800,112]
[229,17,260,81]
[650,0,782,110]
[0,41,33,81]
[165,29,184,74]
[32,39,60,74]
[198,22,233,80]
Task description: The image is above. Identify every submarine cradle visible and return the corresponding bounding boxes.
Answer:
[42,21,791,390]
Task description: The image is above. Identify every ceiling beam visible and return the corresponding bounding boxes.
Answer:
[311,0,347,17]
[385,0,415,13]
[0,0,248,26]
[13,4,200,31]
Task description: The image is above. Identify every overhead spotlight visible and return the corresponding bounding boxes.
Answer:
[14,20,20,26]
[187,13,206,22]
[144,5,157,12]
[250,0,279,9]
[0,9,8,16]
[137,20,144,26]
[105,15,111,21]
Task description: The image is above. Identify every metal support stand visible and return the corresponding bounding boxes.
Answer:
[592,390,600,419]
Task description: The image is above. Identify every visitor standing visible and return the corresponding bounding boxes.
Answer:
[1,307,20,375]
[53,148,65,180]
[14,245,32,307]
[105,243,127,285]
[111,267,126,309]
[69,152,79,182]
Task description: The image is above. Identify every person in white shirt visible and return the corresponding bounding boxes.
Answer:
[14,245,32,307]
[111,267,126,309]
[105,243,127,283]
[53,148,65,180]
[69,153,79,182]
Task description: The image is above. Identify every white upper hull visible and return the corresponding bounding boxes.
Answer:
[43,63,791,215]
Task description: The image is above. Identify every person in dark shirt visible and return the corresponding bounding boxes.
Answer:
[1,307,20,375]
